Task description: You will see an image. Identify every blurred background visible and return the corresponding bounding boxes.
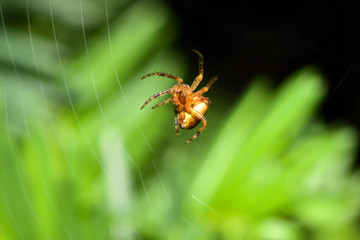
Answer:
[0,0,360,239]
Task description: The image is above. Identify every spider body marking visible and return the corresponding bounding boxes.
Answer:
[141,50,217,144]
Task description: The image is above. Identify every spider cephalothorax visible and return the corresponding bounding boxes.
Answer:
[141,50,217,143]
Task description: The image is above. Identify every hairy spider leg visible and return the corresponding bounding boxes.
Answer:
[196,76,217,95]
[185,108,207,144]
[174,115,180,136]
[151,98,172,109]
[141,89,171,109]
[141,72,183,84]
[190,50,204,91]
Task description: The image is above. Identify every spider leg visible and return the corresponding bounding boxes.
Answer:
[141,89,170,109]
[185,108,207,144]
[195,76,217,95]
[190,50,204,91]
[141,72,183,84]
[151,97,172,109]
[174,115,180,137]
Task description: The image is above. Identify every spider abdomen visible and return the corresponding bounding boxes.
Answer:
[178,101,209,129]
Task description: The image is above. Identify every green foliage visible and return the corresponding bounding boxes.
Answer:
[0,0,359,240]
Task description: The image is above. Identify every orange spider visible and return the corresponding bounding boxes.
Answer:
[141,50,217,144]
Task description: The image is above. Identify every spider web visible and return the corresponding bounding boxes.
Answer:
[1,1,158,240]
[0,0,359,240]
[0,0,214,239]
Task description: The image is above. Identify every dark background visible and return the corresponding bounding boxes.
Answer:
[168,0,360,165]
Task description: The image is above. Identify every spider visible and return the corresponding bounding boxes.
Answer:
[141,50,217,144]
